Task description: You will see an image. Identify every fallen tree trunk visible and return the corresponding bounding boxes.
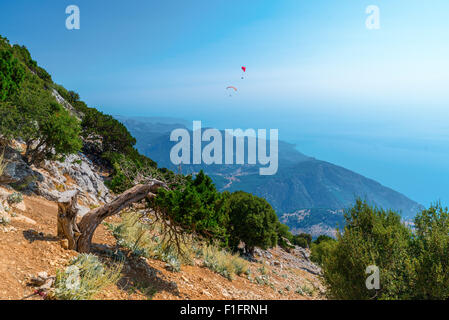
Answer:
[57,179,167,253]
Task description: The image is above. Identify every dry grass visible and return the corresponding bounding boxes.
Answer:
[53,254,123,300]
[107,211,249,280]
[199,244,249,280]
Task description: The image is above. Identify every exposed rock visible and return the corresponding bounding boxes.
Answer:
[35,153,112,215]
[0,146,43,193]
[12,201,26,211]
[51,89,83,120]
[11,214,36,225]
[0,211,11,225]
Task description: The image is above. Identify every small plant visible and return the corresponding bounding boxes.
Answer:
[128,281,157,300]
[53,254,122,300]
[258,264,268,275]
[0,214,10,225]
[296,284,314,296]
[7,192,23,205]
[255,275,271,286]
[201,244,249,280]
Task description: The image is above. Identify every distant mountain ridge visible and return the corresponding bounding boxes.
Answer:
[117,116,423,237]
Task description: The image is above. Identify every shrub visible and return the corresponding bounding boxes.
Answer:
[226,191,278,254]
[106,211,191,270]
[0,48,25,101]
[54,254,122,300]
[151,171,229,243]
[81,108,136,155]
[7,192,23,205]
[314,235,334,245]
[292,233,313,248]
[319,199,416,300]
[276,221,295,250]
[412,203,449,299]
[310,237,337,266]
[201,244,249,280]
[0,73,82,166]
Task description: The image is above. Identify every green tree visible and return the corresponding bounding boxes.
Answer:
[0,49,25,102]
[151,170,229,243]
[81,108,136,155]
[310,236,336,265]
[413,203,449,299]
[314,234,334,245]
[320,199,416,300]
[293,233,313,248]
[226,191,278,254]
[0,73,82,165]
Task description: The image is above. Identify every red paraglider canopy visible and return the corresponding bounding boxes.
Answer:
[241,66,246,72]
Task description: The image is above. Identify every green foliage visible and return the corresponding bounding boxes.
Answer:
[314,234,334,245]
[104,149,158,193]
[319,199,416,300]
[292,233,313,248]
[276,221,295,250]
[81,107,136,155]
[152,171,229,243]
[226,191,278,253]
[0,45,25,102]
[11,44,51,83]
[412,203,449,299]
[0,75,82,165]
[7,192,23,205]
[310,236,336,266]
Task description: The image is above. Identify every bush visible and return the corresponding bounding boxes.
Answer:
[292,233,312,248]
[151,171,229,243]
[314,234,334,245]
[54,254,122,300]
[412,203,449,299]
[81,107,136,155]
[276,221,295,250]
[7,192,23,205]
[0,49,25,102]
[226,191,278,254]
[0,72,82,166]
[200,244,249,280]
[106,211,192,270]
[320,199,416,300]
[310,237,336,266]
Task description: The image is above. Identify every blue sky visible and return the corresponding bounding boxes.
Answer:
[1,0,449,207]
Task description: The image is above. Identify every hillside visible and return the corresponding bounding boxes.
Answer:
[0,185,323,300]
[117,116,423,236]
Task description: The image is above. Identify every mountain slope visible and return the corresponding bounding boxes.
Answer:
[117,116,423,235]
